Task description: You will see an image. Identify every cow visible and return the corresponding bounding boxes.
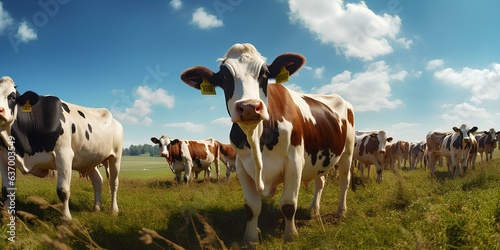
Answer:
[497,131,500,150]
[352,131,392,182]
[409,141,426,170]
[425,131,452,177]
[180,43,355,244]
[0,76,122,219]
[218,142,236,180]
[475,128,497,162]
[443,125,477,177]
[427,125,477,177]
[150,135,220,183]
[389,140,410,169]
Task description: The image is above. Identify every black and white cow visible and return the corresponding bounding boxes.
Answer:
[181,43,355,244]
[441,124,478,177]
[0,76,122,219]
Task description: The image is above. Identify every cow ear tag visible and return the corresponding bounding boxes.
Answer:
[275,66,289,84]
[21,100,32,113]
[200,78,216,95]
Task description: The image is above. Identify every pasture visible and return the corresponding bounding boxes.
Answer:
[1,153,500,249]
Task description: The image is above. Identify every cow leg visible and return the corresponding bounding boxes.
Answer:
[56,161,73,220]
[236,158,261,246]
[280,154,303,242]
[374,162,383,183]
[86,166,103,212]
[309,175,324,217]
[107,155,120,215]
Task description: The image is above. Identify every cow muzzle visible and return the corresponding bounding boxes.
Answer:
[234,100,268,122]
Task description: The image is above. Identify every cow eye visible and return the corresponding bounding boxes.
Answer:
[8,93,16,102]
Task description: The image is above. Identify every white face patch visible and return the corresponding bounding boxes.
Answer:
[0,76,17,126]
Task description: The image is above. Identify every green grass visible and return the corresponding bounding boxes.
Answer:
[1,152,500,249]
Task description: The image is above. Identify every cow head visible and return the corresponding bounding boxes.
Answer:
[485,128,498,144]
[0,76,19,132]
[151,135,173,158]
[180,43,305,129]
[370,131,392,153]
[452,124,478,147]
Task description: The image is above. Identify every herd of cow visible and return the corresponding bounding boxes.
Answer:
[1,43,498,246]
[353,126,499,182]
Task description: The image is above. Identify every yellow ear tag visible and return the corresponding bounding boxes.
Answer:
[200,78,216,95]
[21,100,32,113]
[275,66,289,84]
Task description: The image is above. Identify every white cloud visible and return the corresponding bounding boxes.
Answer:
[169,0,182,10]
[288,0,408,61]
[433,63,500,104]
[314,66,325,79]
[0,1,13,34]
[426,59,444,70]
[163,122,206,133]
[313,60,405,112]
[112,86,175,125]
[391,122,420,130]
[440,102,491,126]
[191,7,223,30]
[211,117,232,127]
[16,21,37,42]
[413,70,422,78]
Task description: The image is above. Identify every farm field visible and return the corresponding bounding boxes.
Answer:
[1,153,500,249]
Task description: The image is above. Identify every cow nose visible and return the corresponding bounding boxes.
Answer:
[236,100,264,121]
[161,152,169,157]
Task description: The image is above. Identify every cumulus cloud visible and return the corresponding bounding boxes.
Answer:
[163,122,206,133]
[440,102,491,126]
[313,60,406,111]
[426,59,444,70]
[16,21,37,42]
[112,86,175,125]
[314,66,325,79]
[169,0,182,10]
[211,117,232,127]
[190,7,223,30]
[288,0,409,61]
[0,1,13,34]
[433,63,500,104]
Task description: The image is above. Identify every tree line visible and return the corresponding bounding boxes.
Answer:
[122,144,160,156]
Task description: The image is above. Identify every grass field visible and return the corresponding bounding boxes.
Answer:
[1,153,500,249]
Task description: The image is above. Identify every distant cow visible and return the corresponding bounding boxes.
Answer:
[180,43,355,244]
[475,128,497,162]
[390,140,410,169]
[409,141,426,170]
[151,135,220,183]
[353,131,392,182]
[218,142,236,180]
[427,125,478,177]
[425,131,452,176]
[0,76,122,219]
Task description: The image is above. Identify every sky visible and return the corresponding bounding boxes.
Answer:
[1,0,499,148]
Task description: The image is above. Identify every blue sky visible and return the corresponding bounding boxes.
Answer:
[1,0,499,147]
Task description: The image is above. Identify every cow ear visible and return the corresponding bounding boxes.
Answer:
[369,133,377,140]
[268,53,306,78]
[453,127,459,132]
[151,137,159,144]
[17,91,40,106]
[387,137,393,142]
[181,66,218,89]
[469,126,478,133]
[171,139,180,145]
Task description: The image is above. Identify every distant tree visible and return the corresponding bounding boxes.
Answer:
[122,144,159,156]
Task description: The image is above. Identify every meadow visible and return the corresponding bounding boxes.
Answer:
[1,153,500,249]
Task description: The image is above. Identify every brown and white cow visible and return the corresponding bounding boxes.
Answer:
[475,128,497,162]
[151,135,220,183]
[425,131,452,176]
[218,142,236,180]
[409,141,426,170]
[0,76,122,219]
[353,131,392,182]
[180,43,355,244]
[389,140,410,169]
